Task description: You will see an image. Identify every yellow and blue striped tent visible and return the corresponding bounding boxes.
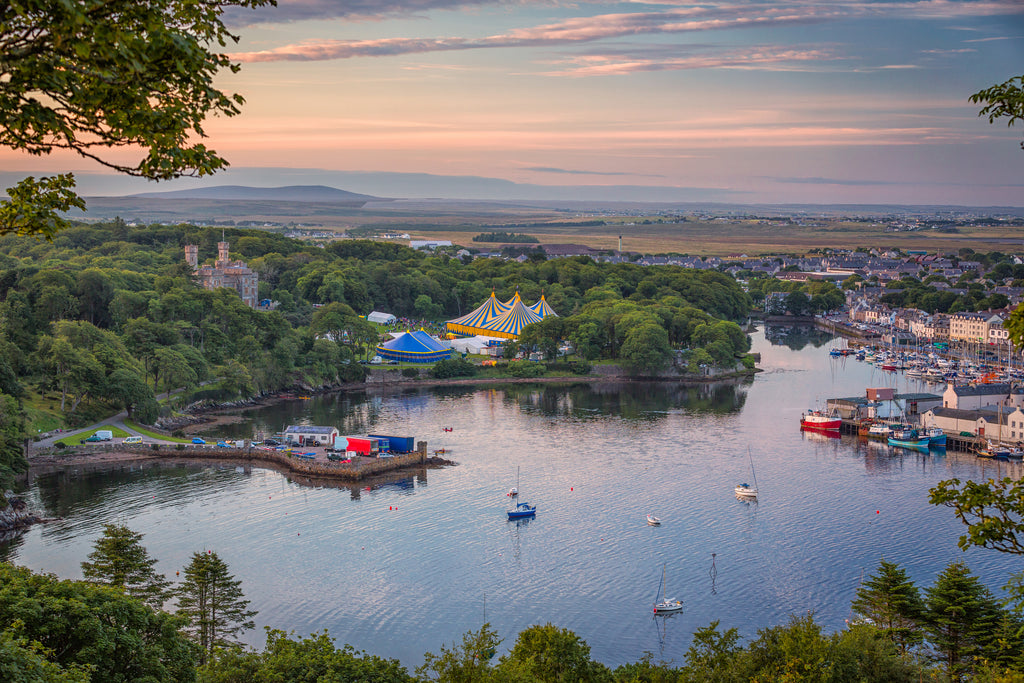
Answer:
[477,293,543,339]
[445,291,511,336]
[528,294,558,318]
[375,330,453,363]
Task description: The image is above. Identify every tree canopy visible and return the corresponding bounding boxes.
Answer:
[0,0,272,238]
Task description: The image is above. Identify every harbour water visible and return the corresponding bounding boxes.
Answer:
[4,326,1022,669]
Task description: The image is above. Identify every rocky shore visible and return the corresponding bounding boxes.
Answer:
[0,491,43,533]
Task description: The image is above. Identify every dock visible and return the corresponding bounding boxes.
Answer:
[838,419,981,452]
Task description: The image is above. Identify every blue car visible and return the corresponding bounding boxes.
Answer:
[191,437,206,444]
[216,441,230,448]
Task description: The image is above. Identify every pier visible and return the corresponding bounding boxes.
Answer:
[838,418,981,452]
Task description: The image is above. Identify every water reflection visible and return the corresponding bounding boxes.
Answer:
[764,323,834,350]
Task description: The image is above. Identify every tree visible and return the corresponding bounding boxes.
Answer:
[177,551,257,665]
[202,628,413,683]
[496,623,611,683]
[923,561,1004,681]
[971,75,1024,150]
[620,322,673,375]
[81,523,173,610]
[851,559,925,654]
[0,562,198,683]
[929,477,1024,555]
[0,0,272,238]
[0,392,28,492]
[416,623,501,683]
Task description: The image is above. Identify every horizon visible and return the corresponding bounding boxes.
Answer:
[3,1,1024,206]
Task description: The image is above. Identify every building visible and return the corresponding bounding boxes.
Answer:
[186,240,259,308]
[283,425,340,447]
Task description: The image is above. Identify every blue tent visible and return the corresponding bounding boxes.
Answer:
[376,330,453,363]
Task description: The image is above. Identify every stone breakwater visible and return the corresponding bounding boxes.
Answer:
[0,491,42,532]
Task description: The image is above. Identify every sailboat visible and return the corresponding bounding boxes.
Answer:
[734,447,758,498]
[652,563,683,614]
[507,467,536,519]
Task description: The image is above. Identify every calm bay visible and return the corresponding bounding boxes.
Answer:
[4,326,1022,668]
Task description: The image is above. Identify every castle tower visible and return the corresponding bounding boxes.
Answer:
[184,244,198,268]
[217,241,230,265]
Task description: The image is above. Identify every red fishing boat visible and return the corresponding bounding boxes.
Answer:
[800,409,841,432]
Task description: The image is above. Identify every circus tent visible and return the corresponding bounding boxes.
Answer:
[476,292,543,339]
[528,294,558,318]
[445,291,511,336]
[375,330,453,363]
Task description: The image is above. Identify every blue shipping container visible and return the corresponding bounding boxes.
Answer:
[368,435,415,453]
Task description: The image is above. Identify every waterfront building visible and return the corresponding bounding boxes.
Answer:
[942,383,1012,410]
[283,425,340,447]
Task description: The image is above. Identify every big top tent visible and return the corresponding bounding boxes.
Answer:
[445,291,510,336]
[375,330,453,363]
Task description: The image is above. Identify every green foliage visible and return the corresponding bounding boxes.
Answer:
[971,75,1024,151]
[201,627,413,683]
[924,561,1009,680]
[0,562,198,682]
[0,630,90,682]
[81,524,173,610]
[504,360,547,378]
[176,551,257,665]
[401,367,420,378]
[416,622,501,683]
[472,231,539,243]
[497,623,612,683]
[851,559,925,654]
[0,0,272,237]
[430,359,478,379]
[929,477,1024,555]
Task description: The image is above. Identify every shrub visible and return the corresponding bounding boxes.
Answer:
[54,442,66,450]
[430,359,477,379]
[505,361,547,378]
[401,367,419,378]
[176,444,186,451]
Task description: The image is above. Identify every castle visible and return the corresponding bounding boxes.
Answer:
[185,240,259,308]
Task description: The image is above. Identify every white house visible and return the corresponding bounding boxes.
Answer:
[283,425,340,447]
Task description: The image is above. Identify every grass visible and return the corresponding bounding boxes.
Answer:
[123,420,191,444]
[53,425,129,447]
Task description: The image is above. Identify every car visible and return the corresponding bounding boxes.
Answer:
[84,435,104,443]
[191,437,206,444]
[216,441,230,447]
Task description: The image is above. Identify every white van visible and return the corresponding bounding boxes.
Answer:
[122,435,144,445]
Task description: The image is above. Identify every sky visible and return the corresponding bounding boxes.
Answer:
[6,0,1024,206]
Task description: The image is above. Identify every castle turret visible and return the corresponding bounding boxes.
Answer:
[217,241,230,265]
[184,244,198,268]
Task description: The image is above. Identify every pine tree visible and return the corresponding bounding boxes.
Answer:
[80,523,172,610]
[923,561,1004,682]
[851,559,925,654]
[176,550,257,665]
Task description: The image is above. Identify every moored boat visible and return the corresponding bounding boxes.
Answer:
[800,410,841,432]
[887,427,929,450]
[647,514,661,526]
[925,427,947,448]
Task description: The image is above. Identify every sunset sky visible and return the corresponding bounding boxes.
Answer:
[7,0,1024,205]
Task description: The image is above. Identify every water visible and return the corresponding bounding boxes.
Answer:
[5,326,1022,669]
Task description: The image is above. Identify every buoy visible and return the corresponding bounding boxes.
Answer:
[570,487,573,491]
[876,510,880,514]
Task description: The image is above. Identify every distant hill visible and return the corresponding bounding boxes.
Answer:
[129,185,384,203]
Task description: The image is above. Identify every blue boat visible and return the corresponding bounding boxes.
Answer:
[887,427,929,450]
[506,467,536,519]
[507,502,536,520]
[925,427,947,448]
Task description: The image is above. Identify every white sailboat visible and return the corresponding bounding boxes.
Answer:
[734,447,759,498]
[653,563,683,614]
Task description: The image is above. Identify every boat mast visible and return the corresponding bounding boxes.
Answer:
[747,447,759,492]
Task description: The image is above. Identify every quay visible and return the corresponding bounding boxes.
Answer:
[837,418,982,452]
[28,440,440,482]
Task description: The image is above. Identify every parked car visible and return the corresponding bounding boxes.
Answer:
[216,441,230,447]
[263,439,280,446]
[84,435,104,443]
[191,437,206,444]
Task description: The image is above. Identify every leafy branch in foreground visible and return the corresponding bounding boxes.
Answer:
[930,477,1024,555]
[971,75,1024,150]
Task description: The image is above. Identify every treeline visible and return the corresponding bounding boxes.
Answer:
[0,221,752,489]
[472,231,539,243]
[4,540,1023,682]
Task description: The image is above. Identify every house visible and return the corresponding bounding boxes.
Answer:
[283,425,340,447]
[942,383,1012,410]
[922,406,1024,442]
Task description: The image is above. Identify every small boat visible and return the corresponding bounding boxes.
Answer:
[866,423,890,440]
[925,427,947,448]
[507,487,518,497]
[887,427,929,450]
[442,427,453,432]
[734,447,758,499]
[646,514,661,526]
[507,467,536,519]
[652,563,683,614]
[800,410,841,432]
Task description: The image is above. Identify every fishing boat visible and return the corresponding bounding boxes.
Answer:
[652,564,683,614]
[925,426,947,448]
[866,422,891,440]
[646,514,661,526]
[887,427,929,450]
[800,409,841,432]
[507,467,536,519]
[734,447,758,499]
